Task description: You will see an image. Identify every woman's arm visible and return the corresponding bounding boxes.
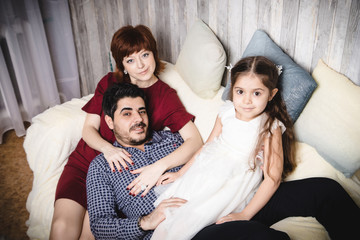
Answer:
[82,113,133,171]
[216,127,284,224]
[128,120,203,196]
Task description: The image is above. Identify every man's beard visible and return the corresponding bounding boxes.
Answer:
[114,122,151,146]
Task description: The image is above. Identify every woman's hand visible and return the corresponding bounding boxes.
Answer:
[156,172,181,186]
[127,161,167,197]
[215,212,250,225]
[102,145,133,172]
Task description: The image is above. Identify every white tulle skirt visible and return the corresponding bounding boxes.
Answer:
[151,137,263,240]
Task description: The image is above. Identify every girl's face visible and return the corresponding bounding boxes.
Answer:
[232,73,278,122]
[122,49,157,88]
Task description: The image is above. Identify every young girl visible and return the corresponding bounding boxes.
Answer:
[151,56,297,240]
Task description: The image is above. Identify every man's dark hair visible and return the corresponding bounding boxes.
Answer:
[102,82,147,119]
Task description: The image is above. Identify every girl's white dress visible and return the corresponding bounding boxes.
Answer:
[151,101,285,240]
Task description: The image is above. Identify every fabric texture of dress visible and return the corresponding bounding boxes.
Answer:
[55,72,194,209]
[151,100,285,240]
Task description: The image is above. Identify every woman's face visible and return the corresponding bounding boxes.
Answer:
[232,73,277,122]
[122,49,157,88]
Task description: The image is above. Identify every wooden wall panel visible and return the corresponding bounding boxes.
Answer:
[68,0,360,96]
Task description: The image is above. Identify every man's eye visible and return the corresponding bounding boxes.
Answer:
[123,112,131,116]
[139,110,147,115]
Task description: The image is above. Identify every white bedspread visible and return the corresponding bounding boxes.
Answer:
[24,95,92,239]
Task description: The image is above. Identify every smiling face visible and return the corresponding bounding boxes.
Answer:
[232,73,278,122]
[105,96,150,147]
[122,49,157,88]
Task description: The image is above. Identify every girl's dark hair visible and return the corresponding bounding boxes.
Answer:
[231,56,296,179]
[110,25,165,82]
[102,82,147,120]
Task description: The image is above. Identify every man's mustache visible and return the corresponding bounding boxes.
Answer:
[130,122,147,131]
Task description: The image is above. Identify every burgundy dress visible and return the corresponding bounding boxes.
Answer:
[55,72,194,209]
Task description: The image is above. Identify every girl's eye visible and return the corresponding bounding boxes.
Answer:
[236,90,244,95]
[254,91,261,96]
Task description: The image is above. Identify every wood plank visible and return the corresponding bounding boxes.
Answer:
[82,0,103,89]
[69,0,95,95]
[293,0,319,72]
[227,0,243,65]
[341,0,360,85]
[327,0,351,72]
[310,0,336,72]
[155,0,171,61]
[94,0,110,75]
[185,0,198,31]
[207,0,228,54]
[147,0,157,39]
[280,0,300,57]
[258,0,283,43]
[241,0,259,54]
[121,0,132,26]
[129,0,140,25]
[197,0,209,25]
[169,0,187,63]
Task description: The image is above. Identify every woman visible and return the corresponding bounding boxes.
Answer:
[50,25,203,240]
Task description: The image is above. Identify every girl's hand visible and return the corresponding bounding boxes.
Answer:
[127,161,167,197]
[156,172,181,186]
[215,212,250,225]
[102,145,133,172]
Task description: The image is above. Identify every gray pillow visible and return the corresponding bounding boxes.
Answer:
[222,30,317,122]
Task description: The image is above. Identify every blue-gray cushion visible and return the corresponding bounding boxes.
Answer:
[222,30,317,122]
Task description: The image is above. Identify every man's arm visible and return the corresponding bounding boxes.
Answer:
[87,157,187,239]
[86,159,146,239]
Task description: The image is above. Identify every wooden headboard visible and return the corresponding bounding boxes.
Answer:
[68,0,360,96]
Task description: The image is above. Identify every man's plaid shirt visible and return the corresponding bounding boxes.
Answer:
[87,130,183,239]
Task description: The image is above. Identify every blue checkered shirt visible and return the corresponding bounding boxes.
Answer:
[87,130,183,239]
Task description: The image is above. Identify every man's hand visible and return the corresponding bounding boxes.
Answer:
[139,198,187,231]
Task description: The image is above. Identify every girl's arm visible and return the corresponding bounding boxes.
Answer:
[155,116,223,186]
[216,126,284,224]
[82,113,133,172]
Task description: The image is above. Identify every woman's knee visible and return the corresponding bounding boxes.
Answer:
[50,199,85,240]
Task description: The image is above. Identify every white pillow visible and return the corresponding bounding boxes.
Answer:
[294,59,360,177]
[160,61,225,141]
[175,19,226,99]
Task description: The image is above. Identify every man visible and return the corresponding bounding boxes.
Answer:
[86,82,188,239]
